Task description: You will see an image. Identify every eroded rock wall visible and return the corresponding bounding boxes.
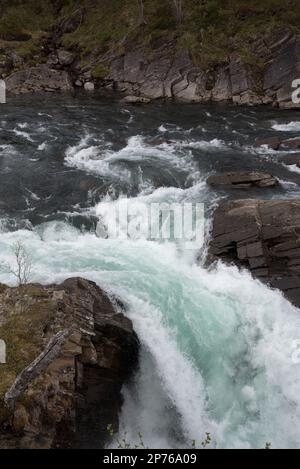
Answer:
[0,278,139,449]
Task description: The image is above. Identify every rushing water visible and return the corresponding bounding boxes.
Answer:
[1,91,300,448]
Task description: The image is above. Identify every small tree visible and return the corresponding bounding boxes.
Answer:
[0,241,33,314]
[10,241,32,287]
[0,241,32,287]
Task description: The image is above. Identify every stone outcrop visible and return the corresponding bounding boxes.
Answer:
[102,30,300,108]
[0,278,139,449]
[209,199,300,307]
[207,172,278,189]
[6,65,73,94]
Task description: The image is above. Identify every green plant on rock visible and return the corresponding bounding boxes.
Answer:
[91,63,110,80]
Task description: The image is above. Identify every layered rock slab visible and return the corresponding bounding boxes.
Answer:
[209,199,300,307]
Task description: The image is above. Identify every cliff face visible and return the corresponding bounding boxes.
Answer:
[106,31,300,108]
[0,278,139,449]
[209,199,300,308]
[1,1,300,107]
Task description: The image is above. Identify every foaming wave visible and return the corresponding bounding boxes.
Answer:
[0,224,300,448]
[179,138,227,150]
[65,135,200,185]
[272,121,300,132]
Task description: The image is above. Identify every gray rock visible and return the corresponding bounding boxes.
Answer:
[74,79,83,87]
[209,199,300,307]
[207,171,278,189]
[263,31,300,109]
[255,136,281,150]
[0,278,139,449]
[84,81,95,91]
[280,137,300,150]
[6,65,73,94]
[105,30,300,108]
[279,153,300,166]
[122,95,150,104]
[57,49,75,66]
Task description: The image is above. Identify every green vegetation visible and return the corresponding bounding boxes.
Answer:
[0,0,299,71]
[0,287,56,400]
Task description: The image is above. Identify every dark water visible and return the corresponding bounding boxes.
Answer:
[0,91,299,230]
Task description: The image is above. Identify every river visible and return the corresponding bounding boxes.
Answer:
[1,92,300,448]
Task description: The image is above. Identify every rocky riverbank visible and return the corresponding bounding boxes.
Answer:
[0,278,139,449]
[1,2,300,107]
[3,29,300,109]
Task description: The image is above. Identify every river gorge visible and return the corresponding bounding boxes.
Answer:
[0,92,300,448]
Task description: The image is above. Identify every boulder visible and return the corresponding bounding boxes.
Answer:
[57,49,75,67]
[255,137,281,150]
[122,95,150,104]
[280,137,300,150]
[279,153,300,166]
[207,172,278,189]
[105,31,300,108]
[75,79,83,87]
[0,278,139,449]
[209,199,300,307]
[6,65,73,95]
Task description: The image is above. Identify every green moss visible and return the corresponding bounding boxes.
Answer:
[91,63,110,80]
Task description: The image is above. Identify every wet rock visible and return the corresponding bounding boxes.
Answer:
[279,153,300,166]
[107,30,300,108]
[122,95,150,104]
[0,278,139,449]
[263,31,300,109]
[207,172,278,189]
[84,81,95,91]
[209,199,300,307]
[255,137,281,150]
[280,137,300,150]
[147,137,172,146]
[75,79,83,87]
[6,65,73,95]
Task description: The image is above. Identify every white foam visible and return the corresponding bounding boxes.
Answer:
[38,142,47,151]
[179,138,227,150]
[284,164,300,174]
[0,219,299,448]
[65,135,199,185]
[12,128,34,142]
[272,121,300,132]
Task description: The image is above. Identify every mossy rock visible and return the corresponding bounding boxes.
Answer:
[0,287,57,401]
